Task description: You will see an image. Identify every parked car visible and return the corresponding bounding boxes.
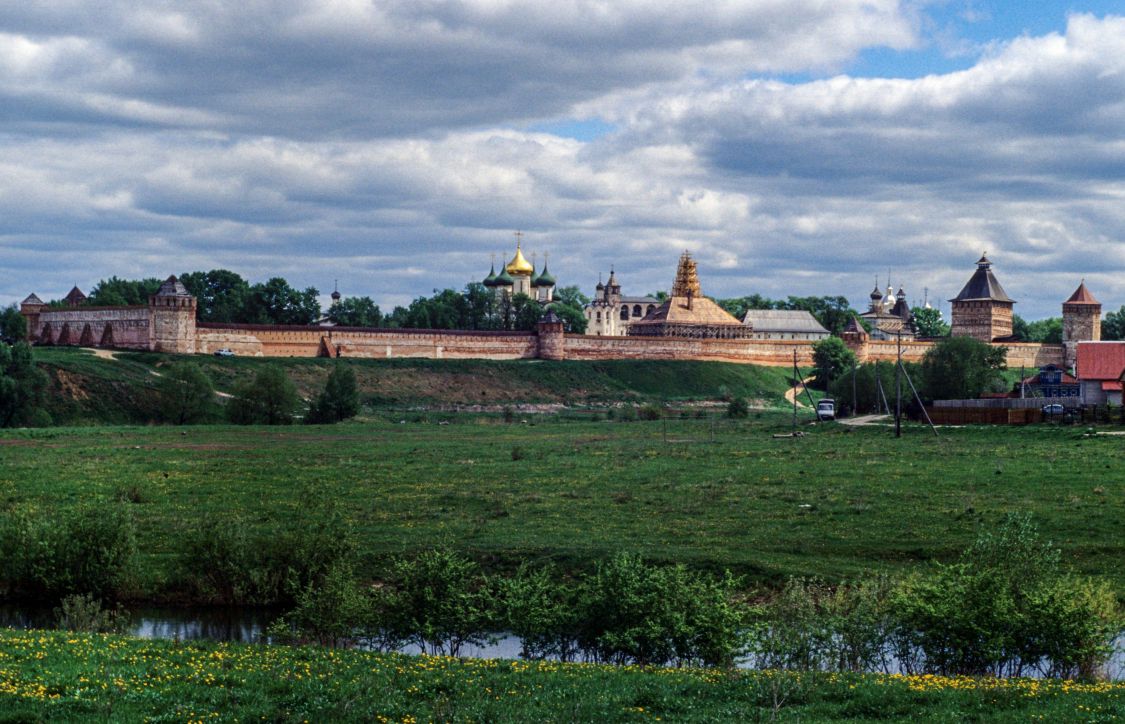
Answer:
[213,348,235,357]
[816,398,836,421]
[1041,403,1065,415]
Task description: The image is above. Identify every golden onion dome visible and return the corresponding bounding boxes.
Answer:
[506,245,534,276]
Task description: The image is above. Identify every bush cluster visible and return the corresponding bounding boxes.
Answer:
[0,505,138,601]
[177,487,356,606]
[751,515,1120,680]
[271,549,750,668]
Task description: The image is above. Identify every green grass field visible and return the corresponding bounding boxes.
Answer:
[2,414,1122,597]
[0,629,1120,722]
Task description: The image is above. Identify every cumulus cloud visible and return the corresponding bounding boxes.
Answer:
[1,8,1124,321]
[0,1,915,138]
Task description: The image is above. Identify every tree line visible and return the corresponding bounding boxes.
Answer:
[158,361,359,426]
[36,271,590,333]
[810,335,1011,412]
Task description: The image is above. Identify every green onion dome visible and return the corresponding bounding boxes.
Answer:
[535,263,556,288]
[494,267,514,286]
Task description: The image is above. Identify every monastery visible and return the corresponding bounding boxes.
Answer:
[18,252,1083,370]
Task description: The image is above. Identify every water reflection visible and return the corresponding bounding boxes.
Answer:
[1,604,1120,679]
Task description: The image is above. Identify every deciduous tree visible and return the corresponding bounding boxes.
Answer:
[811,336,856,390]
[305,364,360,424]
[328,296,383,328]
[226,365,301,425]
[156,362,217,424]
[0,342,49,427]
[920,336,1007,401]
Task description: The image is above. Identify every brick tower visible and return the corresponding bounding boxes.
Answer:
[537,309,566,361]
[1062,280,1101,369]
[950,254,1015,342]
[148,276,197,354]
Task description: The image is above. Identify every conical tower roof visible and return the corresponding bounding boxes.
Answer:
[1064,280,1100,306]
[950,254,1014,303]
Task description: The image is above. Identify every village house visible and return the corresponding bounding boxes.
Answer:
[1075,341,1125,406]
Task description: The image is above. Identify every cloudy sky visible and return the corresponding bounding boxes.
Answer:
[2,1,1123,320]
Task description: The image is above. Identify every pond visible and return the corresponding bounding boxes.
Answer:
[1,604,1120,679]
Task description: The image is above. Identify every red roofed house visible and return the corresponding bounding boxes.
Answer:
[1075,341,1125,405]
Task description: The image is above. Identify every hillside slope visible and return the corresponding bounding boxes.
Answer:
[35,348,802,424]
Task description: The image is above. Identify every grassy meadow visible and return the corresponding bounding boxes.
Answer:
[1,412,1122,596]
[0,629,1121,722]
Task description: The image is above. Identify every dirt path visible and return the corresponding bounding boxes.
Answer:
[80,346,233,398]
[83,347,117,360]
[838,414,892,426]
[784,376,816,408]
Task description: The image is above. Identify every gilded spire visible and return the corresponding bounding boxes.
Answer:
[671,251,701,298]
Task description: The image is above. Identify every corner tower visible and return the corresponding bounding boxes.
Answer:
[949,254,1014,342]
[1062,280,1101,368]
[148,275,197,354]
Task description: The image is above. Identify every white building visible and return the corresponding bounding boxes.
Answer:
[583,269,660,336]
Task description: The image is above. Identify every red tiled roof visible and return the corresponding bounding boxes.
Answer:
[1102,381,1123,392]
[1076,342,1125,381]
[1064,281,1100,305]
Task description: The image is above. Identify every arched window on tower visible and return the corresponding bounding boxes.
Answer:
[646,304,655,316]
[632,304,642,317]
[620,306,629,321]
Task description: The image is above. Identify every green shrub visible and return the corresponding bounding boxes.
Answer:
[892,514,1120,678]
[0,505,139,601]
[638,404,663,421]
[381,547,498,657]
[0,341,49,428]
[178,514,276,605]
[751,575,900,673]
[226,365,300,425]
[54,593,128,634]
[177,490,357,606]
[269,560,375,649]
[575,553,748,668]
[500,564,582,662]
[156,361,218,424]
[727,397,749,418]
[305,364,360,424]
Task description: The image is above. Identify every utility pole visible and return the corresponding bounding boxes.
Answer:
[895,331,902,438]
[851,362,857,418]
[792,349,798,432]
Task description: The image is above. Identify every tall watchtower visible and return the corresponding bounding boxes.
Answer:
[148,276,197,354]
[949,254,1014,342]
[17,294,46,340]
[1062,280,1101,368]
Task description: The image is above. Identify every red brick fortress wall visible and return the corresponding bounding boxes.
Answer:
[29,306,151,349]
[195,324,540,360]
